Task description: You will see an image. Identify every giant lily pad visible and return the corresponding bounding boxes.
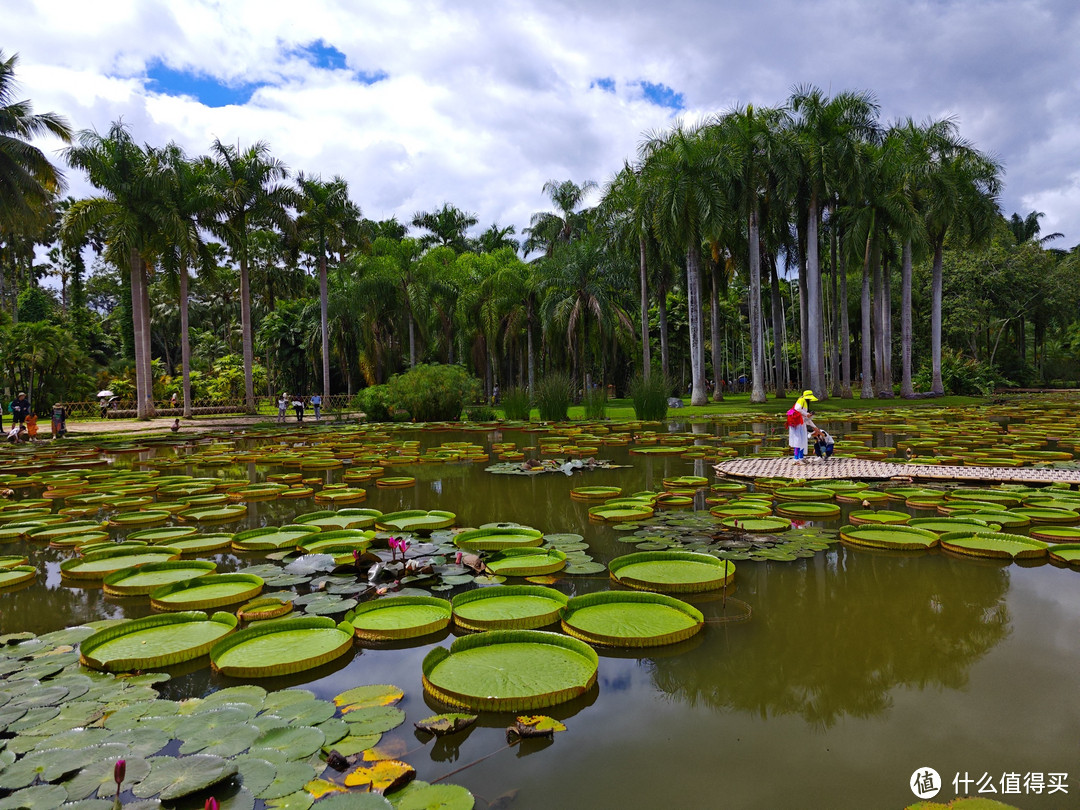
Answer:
[347,596,452,642]
[60,547,182,580]
[80,612,237,671]
[170,533,234,555]
[293,509,382,531]
[210,616,355,677]
[838,524,939,550]
[178,504,248,523]
[452,526,544,552]
[422,630,598,711]
[609,551,733,593]
[0,565,36,590]
[102,560,217,596]
[939,531,1049,559]
[561,591,703,647]
[1029,525,1080,543]
[587,503,654,523]
[485,548,567,577]
[232,526,319,552]
[451,585,568,631]
[150,573,264,611]
[375,510,456,533]
[1048,543,1080,565]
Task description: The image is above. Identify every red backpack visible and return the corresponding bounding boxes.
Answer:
[786,407,803,428]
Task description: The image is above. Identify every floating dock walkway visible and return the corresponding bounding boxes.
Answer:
[714,457,1080,486]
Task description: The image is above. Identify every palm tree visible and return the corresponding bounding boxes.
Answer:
[789,85,880,398]
[1008,211,1062,246]
[411,203,477,253]
[524,179,597,257]
[206,139,297,412]
[64,122,168,419]
[297,173,360,402]
[158,144,216,418]
[476,223,519,253]
[0,50,73,231]
[641,123,728,406]
[919,120,1002,394]
[712,105,788,404]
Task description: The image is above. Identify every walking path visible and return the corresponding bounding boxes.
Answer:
[55,412,363,438]
[714,457,1080,486]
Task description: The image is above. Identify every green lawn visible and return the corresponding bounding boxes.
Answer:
[501,393,989,422]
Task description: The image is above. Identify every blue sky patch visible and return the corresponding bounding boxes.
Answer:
[590,77,616,93]
[356,69,389,85]
[146,62,266,107]
[639,80,684,110]
[291,39,349,71]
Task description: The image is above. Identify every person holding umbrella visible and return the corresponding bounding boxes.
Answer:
[98,390,114,419]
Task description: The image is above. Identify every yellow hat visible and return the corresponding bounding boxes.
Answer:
[801,390,818,401]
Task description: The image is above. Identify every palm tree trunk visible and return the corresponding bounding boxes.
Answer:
[527,306,536,394]
[798,260,809,390]
[710,261,723,401]
[840,241,852,398]
[408,316,417,367]
[872,250,884,393]
[639,236,651,381]
[686,241,707,406]
[748,207,766,404]
[931,240,944,395]
[769,254,786,399]
[180,262,193,419]
[320,246,331,401]
[130,248,150,420]
[900,239,914,398]
[658,282,670,382]
[829,216,841,397]
[239,243,256,414]
[806,193,826,397]
[138,258,154,419]
[860,235,873,400]
[881,254,893,398]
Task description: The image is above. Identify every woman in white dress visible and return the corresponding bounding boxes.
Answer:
[787,390,818,462]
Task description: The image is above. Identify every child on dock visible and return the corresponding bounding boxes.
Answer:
[812,427,835,461]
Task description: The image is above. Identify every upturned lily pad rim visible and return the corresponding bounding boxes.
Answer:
[560,590,704,647]
[231,525,320,551]
[1029,525,1080,542]
[451,585,569,631]
[719,516,791,533]
[1047,543,1080,565]
[345,595,452,641]
[939,530,1049,559]
[210,615,355,677]
[609,551,734,593]
[236,596,293,621]
[79,610,237,671]
[453,526,544,551]
[60,547,183,580]
[486,547,568,577]
[422,629,598,712]
[838,524,940,550]
[375,510,457,533]
[150,573,265,611]
[102,560,217,596]
[0,565,36,589]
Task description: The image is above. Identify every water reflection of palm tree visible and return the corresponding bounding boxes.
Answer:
[650,549,1010,729]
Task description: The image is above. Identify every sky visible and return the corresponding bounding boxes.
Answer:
[7,0,1080,248]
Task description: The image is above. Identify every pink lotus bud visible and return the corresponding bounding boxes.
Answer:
[455,551,463,565]
[114,759,126,786]
[205,799,219,810]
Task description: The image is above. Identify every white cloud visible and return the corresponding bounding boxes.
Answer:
[7,0,1080,244]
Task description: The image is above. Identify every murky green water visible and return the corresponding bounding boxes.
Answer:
[3,424,1079,809]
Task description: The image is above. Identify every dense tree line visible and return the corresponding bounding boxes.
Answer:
[3,48,1079,418]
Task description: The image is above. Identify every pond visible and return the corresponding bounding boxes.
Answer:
[1,411,1078,810]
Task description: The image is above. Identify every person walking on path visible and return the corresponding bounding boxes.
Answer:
[51,404,67,439]
[277,393,288,424]
[310,393,322,421]
[787,389,818,463]
[10,394,30,428]
[292,395,305,422]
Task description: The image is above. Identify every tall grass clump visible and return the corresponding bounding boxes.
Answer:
[535,372,573,421]
[583,386,608,419]
[502,387,532,421]
[629,371,669,420]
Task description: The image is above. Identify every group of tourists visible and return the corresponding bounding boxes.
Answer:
[277,393,322,423]
[1,393,65,442]
[786,389,835,463]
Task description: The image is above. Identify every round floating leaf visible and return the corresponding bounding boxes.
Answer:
[342,759,415,793]
[306,793,390,810]
[235,757,276,797]
[609,552,734,593]
[388,781,473,810]
[256,761,315,800]
[249,726,326,762]
[838,524,940,551]
[0,784,69,810]
[413,714,477,737]
[939,531,1049,559]
[80,612,238,672]
[343,706,406,736]
[62,752,151,800]
[451,586,567,632]
[325,735,381,757]
[102,561,217,596]
[211,618,354,678]
[561,591,703,647]
[347,597,451,642]
[132,754,238,801]
[452,527,543,552]
[150,574,264,612]
[422,630,597,712]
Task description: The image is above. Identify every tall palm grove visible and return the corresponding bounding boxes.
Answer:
[4,49,1080,419]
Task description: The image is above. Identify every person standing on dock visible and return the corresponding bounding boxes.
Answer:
[787,390,817,463]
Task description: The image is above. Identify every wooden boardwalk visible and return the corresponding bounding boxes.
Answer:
[714,457,1080,486]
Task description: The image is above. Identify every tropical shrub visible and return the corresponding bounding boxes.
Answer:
[389,364,480,422]
[629,370,670,420]
[501,387,532,421]
[355,384,393,422]
[913,349,1007,396]
[535,372,573,421]
[464,404,497,421]
[583,386,608,419]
